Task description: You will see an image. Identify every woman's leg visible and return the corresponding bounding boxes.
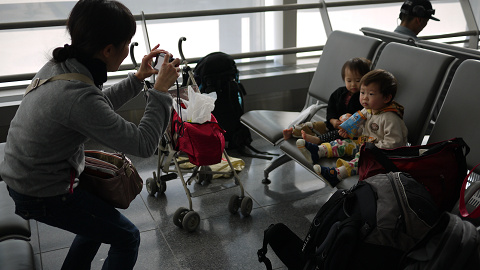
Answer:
[8,187,140,270]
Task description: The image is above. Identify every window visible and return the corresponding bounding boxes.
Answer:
[0,0,477,84]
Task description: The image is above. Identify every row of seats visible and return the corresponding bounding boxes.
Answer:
[0,143,36,270]
[240,30,480,200]
[360,27,480,64]
[360,26,480,128]
[241,31,383,184]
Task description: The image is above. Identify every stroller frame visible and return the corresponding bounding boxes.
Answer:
[130,29,252,232]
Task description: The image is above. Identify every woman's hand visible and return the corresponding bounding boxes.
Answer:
[153,52,181,93]
[134,44,181,92]
[134,44,164,81]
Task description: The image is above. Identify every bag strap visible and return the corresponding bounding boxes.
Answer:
[25,73,95,96]
[423,138,470,157]
[257,224,274,270]
[453,137,470,157]
[364,138,470,174]
[363,142,399,172]
[459,163,480,218]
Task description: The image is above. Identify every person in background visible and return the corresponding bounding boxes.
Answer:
[394,0,439,40]
[0,0,181,269]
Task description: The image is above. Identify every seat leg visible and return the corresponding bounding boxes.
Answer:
[262,154,292,184]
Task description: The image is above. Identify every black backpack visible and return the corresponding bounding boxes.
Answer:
[193,52,275,159]
[257,172,441,270]
[193,52,250,148]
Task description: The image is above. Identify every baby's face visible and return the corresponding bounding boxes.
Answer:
[359,82,391,114]
[344,68,362,94]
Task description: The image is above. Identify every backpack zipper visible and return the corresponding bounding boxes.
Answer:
[387,173,407,239]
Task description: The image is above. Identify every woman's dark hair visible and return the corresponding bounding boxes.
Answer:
[360,69,398,102]
[53,0,136,62]
[341,57,372,80]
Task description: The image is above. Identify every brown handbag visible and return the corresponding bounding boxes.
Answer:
[79,150,143,209]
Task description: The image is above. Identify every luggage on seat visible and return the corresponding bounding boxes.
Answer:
[400,212,480,270]
[257,172,440,270]
[358,138,469,212]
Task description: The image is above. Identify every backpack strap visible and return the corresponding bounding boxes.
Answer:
[257,224,274,270]
[25,73,95,96]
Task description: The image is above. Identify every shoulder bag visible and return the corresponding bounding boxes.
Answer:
[78,150,143,209]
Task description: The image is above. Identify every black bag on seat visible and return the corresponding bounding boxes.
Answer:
[193,52,250,149]
[193,52,275,159]
[257,172,441,270]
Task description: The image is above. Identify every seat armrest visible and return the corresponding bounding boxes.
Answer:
[0,182,31,241]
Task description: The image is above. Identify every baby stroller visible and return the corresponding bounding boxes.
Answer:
[130,36,253,232]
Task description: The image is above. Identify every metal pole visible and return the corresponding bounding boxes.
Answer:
[459,0,479,49]
[319,0,333,37]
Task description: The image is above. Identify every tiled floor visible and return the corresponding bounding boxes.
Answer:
[29,133,350,270]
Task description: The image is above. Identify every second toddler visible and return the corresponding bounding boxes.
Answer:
[283,57,371,143]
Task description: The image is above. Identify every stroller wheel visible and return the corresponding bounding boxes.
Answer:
[198,166,213,184]
[146,177,158,196]
[240,196,253,217]
[182,211,200,232]
[173,207,189,228]
[228,195,241,214]
[158,180,167,194]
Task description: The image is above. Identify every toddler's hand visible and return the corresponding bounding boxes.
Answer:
[339,113,352,123]
[331,119,342,129]
[338,129,349,138]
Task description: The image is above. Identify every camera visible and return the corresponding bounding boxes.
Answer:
[153,53,174,70]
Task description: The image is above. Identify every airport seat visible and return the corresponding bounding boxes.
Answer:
[415,40,480,122]
[0,239,35,270]
[427,59,480,169]
[372,43,457,146]
[360,27,480,63]
[416,39,480,63]
[240,30,382,183]
[360,27,417,46]
[280,42,457,188]
[425,59,480,222]
[359,27,418,65]
[0,144,35,270]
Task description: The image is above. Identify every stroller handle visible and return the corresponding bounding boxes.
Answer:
[178,37,187,64]
[130,42,139,69]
